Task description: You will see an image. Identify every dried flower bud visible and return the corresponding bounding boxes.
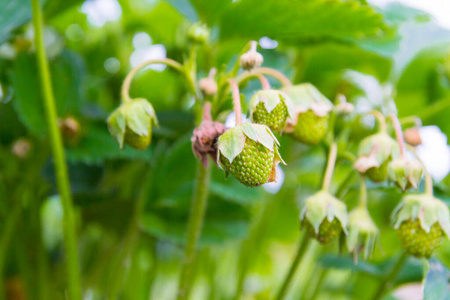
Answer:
[240,41,263,71]
[404,128,422,146]
[11,138,31,159]
[335,94,354,115]
[58,116,81,145]
[192,102,227,167]
[198,68,218,97]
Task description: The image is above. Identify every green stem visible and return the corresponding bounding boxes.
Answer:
[0,203,21,300]
[107,166,152,299]
[371,252,408,300]
[31,1,81,299]
[322,143,338,191]
[275,234,311,300]
[309,268,328,300]
[177,162,212,300]
[121,58,186,103]
[399,116,421,127]
[370,111,387,133]
[359,174,368,208]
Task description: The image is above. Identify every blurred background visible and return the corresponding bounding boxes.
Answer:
[1,0,450,299]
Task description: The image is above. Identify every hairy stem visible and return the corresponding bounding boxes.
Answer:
[257,74,271,90]
[275,234,311,300]
[389,114,405,156]
[370,111,387,133]
[31,0,81,298]
[177,162,212,300]
[228,78,242,126]
[121,59,186,103]
[322,143,338,191]
[371,252,408,300]
[235,67,292,88]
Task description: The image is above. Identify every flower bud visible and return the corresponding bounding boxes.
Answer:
[188,23,209,44]
[392,194,450,258]
[300,191,348,244]
[404,128,422,146]
[107,98,158,150]
[346,206,379,261]
[239,41,263,71]
[11,138,31,159]
[58,116,81,146]
[198,69,218,97]
[388,156,423,190]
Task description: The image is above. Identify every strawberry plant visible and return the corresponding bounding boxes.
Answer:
[2,0,450,300]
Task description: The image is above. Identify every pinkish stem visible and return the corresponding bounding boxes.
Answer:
[257,74,271,90]
[389,114,405,156]
[202,102,212,122]
[228,78,242,126]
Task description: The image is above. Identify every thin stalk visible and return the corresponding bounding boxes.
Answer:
[31,0,81,299]
[389,114,405,156]
[235,68,292,88]
[371,252,408,300]
[322,143,338,191]
[359,174,368,208]
[228,78,242,126]
[399,116,422,127]
[257,74,271,90]
[121,59,186,103]
[177,162,212,300]
[406,144,434,196]
[309,269,328,300]
[275,234,311,300]
[107,166,152,299]
[370,111,387,133]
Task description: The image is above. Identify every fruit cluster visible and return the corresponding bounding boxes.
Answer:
[108,39,450,261]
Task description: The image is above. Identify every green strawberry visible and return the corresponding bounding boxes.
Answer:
[107,98,158,150]
[217,122,285,187]
[354,132,399,182]
[300,191,348,244]
[291,110,329,145]
[346,206,379,260]
[304,218,342,245]
[397,220,442,258]
[249,89,294,132]
[392,194,450,258]
[388,156,423,191]
[282,83,333,145]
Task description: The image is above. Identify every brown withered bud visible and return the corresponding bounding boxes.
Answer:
[199,68,218,97]
[58,116,81,145]
[191,102,227,167]
[11,138,31,159]
[404,128,422,146]
[239,41,263,71]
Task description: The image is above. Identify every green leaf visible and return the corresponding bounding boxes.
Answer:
[0,0,31,44]
[423,259,450,300]
[318,254,382,276]
[220,0,387,43]
[65,125,152,164]
[189,0,231,26]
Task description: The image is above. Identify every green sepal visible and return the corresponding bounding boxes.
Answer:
[346,206,379,259]
[388,156,423,190]
[392,194,450,237]
[283,83,333,116]
[107,108,126,148]
[249,89,294,119]
[300,190,349,234]
[356,132,400,173]
[217,123,285,169]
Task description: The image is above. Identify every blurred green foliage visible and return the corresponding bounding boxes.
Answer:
[1,0,450,299]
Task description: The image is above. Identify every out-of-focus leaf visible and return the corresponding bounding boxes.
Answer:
[189,0,231,26]
[10,52,88,136]
[220,0,388,43]
[423,259,450,300]
[0,0,31,44]
[318,255,382,276]
[65,125,152,164]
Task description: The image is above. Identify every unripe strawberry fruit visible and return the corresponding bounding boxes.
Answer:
[291,110,328,145]
[300,191,348,244]
[392,194,450,258]
[397,220,442,258]
[304,218,342,245]
[365,158,389,183]
[107,98,158,150]
[249,90,294,133]
[283,84,333,145]
[217,123,285,187]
